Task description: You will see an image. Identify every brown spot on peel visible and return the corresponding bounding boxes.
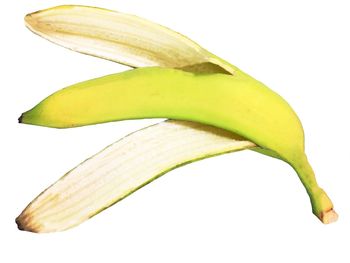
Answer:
[16,212,41,233]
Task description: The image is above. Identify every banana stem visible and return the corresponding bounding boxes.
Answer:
[291,155,337,224]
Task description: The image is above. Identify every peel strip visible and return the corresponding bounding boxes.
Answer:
[24,5,236,74]
[16,120,255,233]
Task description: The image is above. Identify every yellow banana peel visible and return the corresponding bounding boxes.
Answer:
[16,5,337,233]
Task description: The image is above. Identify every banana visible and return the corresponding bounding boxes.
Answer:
[18,5,337,227]
[16,120,255,233]
[19,67,337,223]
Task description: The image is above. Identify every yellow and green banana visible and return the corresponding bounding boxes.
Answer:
[17,5,337,232]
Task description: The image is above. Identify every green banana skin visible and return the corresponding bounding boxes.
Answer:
[20,67,335,221]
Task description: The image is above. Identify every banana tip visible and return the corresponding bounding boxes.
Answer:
[16,216,26,231]
[24,12,40,31]
[320,209,338,224]
[18,114,23,123]
[16,214,41,233]
[24,13,34,27]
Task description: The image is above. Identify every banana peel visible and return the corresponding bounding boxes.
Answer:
[24,5,235,74]
[16,5,337,233]
[17,120,255,232]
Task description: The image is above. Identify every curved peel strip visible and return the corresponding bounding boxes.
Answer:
[16,120,255,233]
[24,5,235,74]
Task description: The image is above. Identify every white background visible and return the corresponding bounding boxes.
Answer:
[1,0,349,262]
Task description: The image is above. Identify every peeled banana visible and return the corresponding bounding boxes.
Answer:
[17,5,337,232]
